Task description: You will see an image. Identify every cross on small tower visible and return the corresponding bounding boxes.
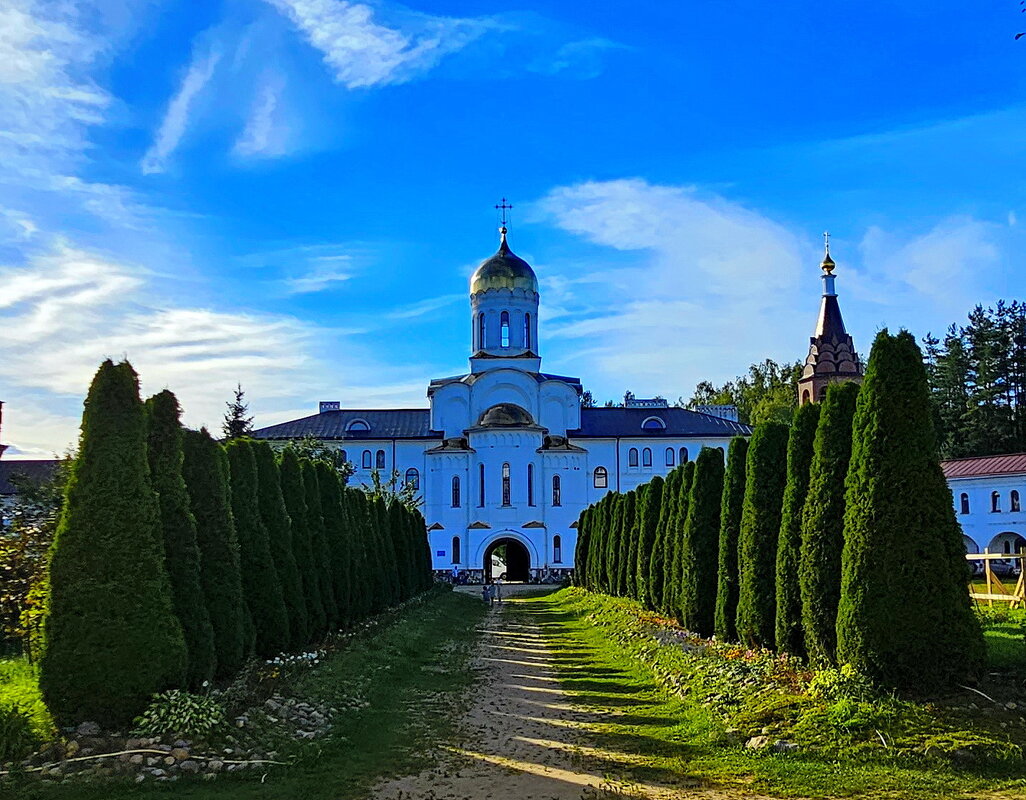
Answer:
[823,230,831,256]
[495,197,513,232]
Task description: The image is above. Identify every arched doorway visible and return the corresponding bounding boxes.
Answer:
[989,531,1026,555]
[962,534,980,555]
[485,537,530,582]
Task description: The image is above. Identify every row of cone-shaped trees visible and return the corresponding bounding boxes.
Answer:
[575,330,984,691]
[38,360,432,727]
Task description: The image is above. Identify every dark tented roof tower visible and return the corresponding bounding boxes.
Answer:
[797,235,864,405]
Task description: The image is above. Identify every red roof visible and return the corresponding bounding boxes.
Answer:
[941,453,1026,479]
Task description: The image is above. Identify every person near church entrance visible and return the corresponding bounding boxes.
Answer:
[482,583,493,606]
[494,577,503,603]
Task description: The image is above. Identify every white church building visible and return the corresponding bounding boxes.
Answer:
[251,226,750,580]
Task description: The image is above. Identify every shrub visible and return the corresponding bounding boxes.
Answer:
[837,330,985,691]
[799,382,860,667]
[715,437,748,642]
[302,462,337,628]
[133,689,229,741]
[0,705,38,762]
[775,402,820,657]
[635,477,663,607]
[664,463,695,615]
[280,449,326,638]
[617,492,637,597]
[649,468,680,611]
[736,421,789,649]
[317,464,352,623]
[678,447,724,637]
[146,391,216,689]
[40,360,186,727]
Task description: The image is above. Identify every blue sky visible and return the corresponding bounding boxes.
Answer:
[2,0,1025,456]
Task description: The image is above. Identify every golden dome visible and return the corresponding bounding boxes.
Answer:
[470,230,539,295]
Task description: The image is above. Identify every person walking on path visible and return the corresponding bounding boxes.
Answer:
[494,577,503,603]
[481,582,494,606]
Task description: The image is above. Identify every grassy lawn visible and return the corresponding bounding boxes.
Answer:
[978,608,1026,674]
[0,659,53,744]
[2,587,486,800]
[526,588,1026,799]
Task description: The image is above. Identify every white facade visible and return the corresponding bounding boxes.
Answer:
[252,231,750,579]
[946,468,1026,555]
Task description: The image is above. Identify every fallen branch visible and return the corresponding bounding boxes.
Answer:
[956,683,999,705]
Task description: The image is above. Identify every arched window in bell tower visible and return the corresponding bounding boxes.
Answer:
[524,313,531,350]
[478,312,486,350]
[500,311,510,348]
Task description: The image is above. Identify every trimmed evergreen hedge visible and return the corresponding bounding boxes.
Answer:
[664,462,695,616]
[636,476,663,606]
[678,447,725,637]
[279,448,327,637]
[714,437,748,642]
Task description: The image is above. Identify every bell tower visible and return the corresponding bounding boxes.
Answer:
[797,234,863,404]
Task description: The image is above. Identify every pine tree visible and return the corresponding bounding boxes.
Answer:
[678,447,725,637]
[40,361,186,726]
[635,476,663,606]
[714,437,748,643]
[736,422,789,649]
[774,402,821,656]
[279,448,325,639]
[182,428,248,678]
[648,467,679,611]
[799,381,860,667]
[664,462,695,616]
[252,441,307,650]
[317,463,352,621]
[302,462,337,629]
[225,438,289,657]
[837,330,985,690]
[222,383,254,441]
[145,391,216,688]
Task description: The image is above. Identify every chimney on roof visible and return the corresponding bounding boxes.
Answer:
[319,401,341,413]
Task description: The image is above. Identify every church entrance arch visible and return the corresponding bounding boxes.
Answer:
[485,537,531,582]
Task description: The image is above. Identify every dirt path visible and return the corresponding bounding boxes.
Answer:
[370,590,767,800]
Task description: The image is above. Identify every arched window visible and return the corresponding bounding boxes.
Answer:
[628,448,639,467]
[665,447,675,466]
[679,447,689,463]
[552,475,562,507]
[502,463,512,506]
[478,312,486,349]
[451,476,461,508]
[500,311,510,348]
[992,491,1001,513]
[340,449,348,463]
[594,466,608,489]
[362,450,372,469]
[451,536,461,564]
[801,389,811,405]
[553,535,562,563]
[479,463,485,506]
[960,493,970,515]
[346,419,369,432]
[405,468,420,490]
[642,416,666,431]
[376,449,385,469]
[642,448,652,467]
[524,313,531,350]
[527,464,535,506]
[1013,491,1021,513]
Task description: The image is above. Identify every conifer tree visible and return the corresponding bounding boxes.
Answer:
[409,506,432,593]
[347,489,374,618]
[575,507,592,586]
[40,361,186,726]
[715,437,748,642]
[799,381,860,667]
[775,402,821,656]
[374,495,401,605]
[317,463,352,621]
[636,476,663,606]
[664,462,695,615]
[388,501,412,601]
[146,391,216,688]
[617,491,637,596]
[182,428,248,678]
[225,438,289,657]
[837,330,985,690]
[678,447,725,637]
[222,383,253,440]
[604,494,624,594]
[736,422,789,648]
[589,499,608,591]
[302,462,337,629]
[648,467,680,611]
[252,441,307,650]
[279,448,325,638]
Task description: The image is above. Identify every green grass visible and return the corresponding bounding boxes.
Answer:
[524,588,1026,799]
[0,659,53,742]
[2,587,486,800]
[977,608,1026,673]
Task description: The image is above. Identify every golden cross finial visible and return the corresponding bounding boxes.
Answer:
[821,230,835,274]
[495,197,513,233]
[823,230,831,256]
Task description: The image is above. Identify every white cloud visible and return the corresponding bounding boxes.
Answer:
[265,0,490,88]
[283,254,355,294]
[528,37,626,79]
[233,72,291,159]
[141,46,222,174]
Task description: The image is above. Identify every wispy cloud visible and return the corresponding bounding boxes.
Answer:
[264,0,492,88]
[528,37,626,79]
[141,45,222,174]
[283,254,355,294]
[233,72,291,159]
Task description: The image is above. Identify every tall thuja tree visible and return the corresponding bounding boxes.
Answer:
[678,447,725,637]
[715,437,748,643]
[226,438,289,657]
[627,486,648,600]
[588,498,609,591]
[799,381,860,667]
[374,495,401,606]
[388,501,411,601]
[636,476,663,606]
[617,491,638,596]
[317,463,351,622]
[145,391,216,688]
[774,402,821,657]
[182,428,247,678]
[347,490,375,618]
[837,331,985,690]
[649,467,680,611]
[302,462,337,630]
[736,422,789,648]
[409,505,432,593]
[664,462,695,616]
[252,441,307,650]
[575,507,592,587]
[604,494,623,595]
[40,361,186,727]
[279,449,325,639]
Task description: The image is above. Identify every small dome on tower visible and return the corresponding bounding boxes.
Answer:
[478,403,535,427]
[470,230,539,295]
